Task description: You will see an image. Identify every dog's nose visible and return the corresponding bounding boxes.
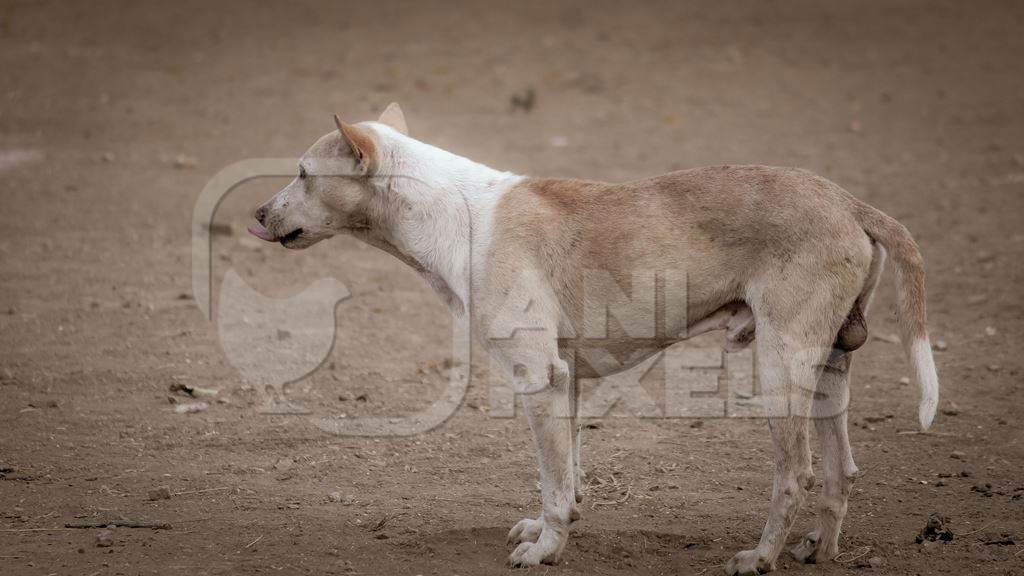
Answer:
[254,205,268,226]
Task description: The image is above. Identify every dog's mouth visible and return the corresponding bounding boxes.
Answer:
[248,223,278,242]
[279,228,304,246]
[247,224,303,245]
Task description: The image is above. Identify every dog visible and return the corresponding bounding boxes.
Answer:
[248,103,939,574]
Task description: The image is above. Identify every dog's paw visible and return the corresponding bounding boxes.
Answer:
[789,530,819,564]
[507,517,543,546]
[790,530,835,564]
[509,538,561,567]
[724,548,774,576]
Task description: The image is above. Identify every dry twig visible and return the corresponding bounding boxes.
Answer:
[65,521,171,530]
[834,545,872,563]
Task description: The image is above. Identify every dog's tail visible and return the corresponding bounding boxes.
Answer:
[851,199,938,430]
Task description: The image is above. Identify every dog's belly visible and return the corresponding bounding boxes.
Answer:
[563,338,679,379]
[561,301,756,379]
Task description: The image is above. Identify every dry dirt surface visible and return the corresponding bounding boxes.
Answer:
[2,1,1023,575]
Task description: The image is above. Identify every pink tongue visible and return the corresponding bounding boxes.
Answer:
[248,224,279,242]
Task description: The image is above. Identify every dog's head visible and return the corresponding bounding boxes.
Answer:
[248,103,408,249]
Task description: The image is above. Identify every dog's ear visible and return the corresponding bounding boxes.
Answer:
[377,102,408,136]
[334,114,377,174]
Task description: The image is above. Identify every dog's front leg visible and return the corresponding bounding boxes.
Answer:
[507,359,577,566]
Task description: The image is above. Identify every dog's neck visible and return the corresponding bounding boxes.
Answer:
[354,129,521,318]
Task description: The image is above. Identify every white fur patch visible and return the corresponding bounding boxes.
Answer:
[368,123,522,314]
[912,338,939,430]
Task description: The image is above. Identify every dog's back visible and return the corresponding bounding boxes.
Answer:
[487,165,870,332]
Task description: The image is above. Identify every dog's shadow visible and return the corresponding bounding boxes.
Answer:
[388,525,723,574]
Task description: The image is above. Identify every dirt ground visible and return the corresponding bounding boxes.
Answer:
[2,0,1023,574]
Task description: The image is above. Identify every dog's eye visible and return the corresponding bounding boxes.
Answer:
[298,166,307,180]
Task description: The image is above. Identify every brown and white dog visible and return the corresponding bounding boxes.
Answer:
[249,104,939,575]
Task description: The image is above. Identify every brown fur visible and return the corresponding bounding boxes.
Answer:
[334,116,378,172]
[484,166,875,378]
[849,199,928,341]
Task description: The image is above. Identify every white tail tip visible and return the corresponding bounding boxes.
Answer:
[913,339,939,430]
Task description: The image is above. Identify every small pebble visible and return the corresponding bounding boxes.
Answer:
[867,556,884,568]
[950,450,966,460]
[96,530,114,547]
[173,154,197,169]
[174,402,209,414]
[148,486,172,501]
[931,339,948,351]
[898,376,911,386]
[984,326,997,337]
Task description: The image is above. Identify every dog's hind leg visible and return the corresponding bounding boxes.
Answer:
[725,320,821,576]
[726,248,868,575]
[792,242,884,564]
[790,348,859,563]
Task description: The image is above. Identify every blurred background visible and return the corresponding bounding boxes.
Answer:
[1,1,1022,574]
